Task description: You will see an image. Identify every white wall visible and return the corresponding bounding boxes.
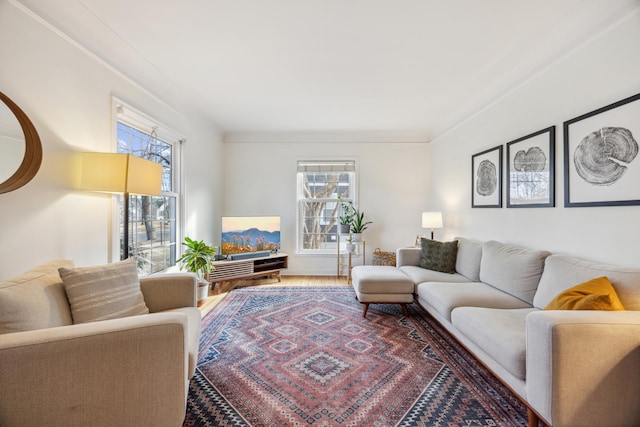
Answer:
[182,114,223,248]
[427,11,640,267]
[223,141,430,275]
[0,1,223,279]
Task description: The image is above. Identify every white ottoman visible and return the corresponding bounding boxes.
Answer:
[351,265,414,317]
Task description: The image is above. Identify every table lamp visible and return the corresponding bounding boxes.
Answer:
[422,212,443,240]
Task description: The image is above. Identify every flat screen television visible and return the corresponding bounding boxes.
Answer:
[221,216,281,255]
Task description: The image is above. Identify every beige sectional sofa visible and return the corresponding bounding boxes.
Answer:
[397,238,640,427]
[0,259,201,427]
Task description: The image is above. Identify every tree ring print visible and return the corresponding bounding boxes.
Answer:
[476,160,497,196]
[574,127,638,186]
[514,147,546,172]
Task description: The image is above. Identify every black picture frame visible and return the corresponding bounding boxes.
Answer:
[506,126,555,208]
[472,145,502,208]
[564,93,640,207]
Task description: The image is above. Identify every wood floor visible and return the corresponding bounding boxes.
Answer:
[199,275,351,317]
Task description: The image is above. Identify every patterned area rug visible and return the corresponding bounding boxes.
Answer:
[183,287,527,426]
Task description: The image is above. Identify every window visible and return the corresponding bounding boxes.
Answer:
[297,160,356,254]
[115,102,181,274]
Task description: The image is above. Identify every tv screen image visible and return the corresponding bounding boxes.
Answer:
[221,216,281,255]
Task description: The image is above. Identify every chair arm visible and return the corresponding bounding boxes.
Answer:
[396,247,421,267]
[526,310,640,427]
[0,313,189,427]
[140,272,198,312]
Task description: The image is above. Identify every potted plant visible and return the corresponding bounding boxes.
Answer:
[176,237,218,306]
[337,196,353,234]
[350,206,372,242]
[345,236,356,253]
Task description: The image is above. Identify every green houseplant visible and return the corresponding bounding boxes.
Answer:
[350,206,372,241]
[176,237,218,305]
[337,196,353,234]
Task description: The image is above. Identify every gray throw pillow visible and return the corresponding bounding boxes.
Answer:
[59,258,149,324]
[420,238,458,274]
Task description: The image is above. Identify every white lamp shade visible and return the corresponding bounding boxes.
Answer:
[81,152,162,196]
[126,155,163,195]
[422,212,443,229]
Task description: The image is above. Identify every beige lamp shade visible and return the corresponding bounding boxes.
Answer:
[422,212,443,229]
[81,152,162,196]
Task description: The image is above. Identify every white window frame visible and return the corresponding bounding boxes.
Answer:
[111,97,184,272]
[296,160,357,255]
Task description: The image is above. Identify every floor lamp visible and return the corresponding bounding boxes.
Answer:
[422,211,443,240]
[81,152,163,259]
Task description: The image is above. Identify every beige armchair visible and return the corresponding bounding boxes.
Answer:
[0,260,201,427]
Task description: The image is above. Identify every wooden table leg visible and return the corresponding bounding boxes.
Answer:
[212,281,222,295]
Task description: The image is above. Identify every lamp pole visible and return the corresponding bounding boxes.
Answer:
[123,193,130,259]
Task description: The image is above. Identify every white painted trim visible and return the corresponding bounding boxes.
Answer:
[112,96,185,143]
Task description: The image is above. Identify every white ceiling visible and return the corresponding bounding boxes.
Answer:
[14,0,640,142]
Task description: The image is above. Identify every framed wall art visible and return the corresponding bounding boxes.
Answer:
[472,145,502,208]
[564,93,640,207]
[506,126,555,208]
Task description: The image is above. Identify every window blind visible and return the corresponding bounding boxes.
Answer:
[297,160,355,173]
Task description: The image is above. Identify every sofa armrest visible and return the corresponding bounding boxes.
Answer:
[0,312,189,427]
[140,273,198,312]
[396,247,421,267]
[526,310,640,427]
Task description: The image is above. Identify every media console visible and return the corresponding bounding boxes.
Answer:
[207,253,288,294]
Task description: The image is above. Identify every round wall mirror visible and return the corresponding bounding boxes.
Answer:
[0,92,42,194]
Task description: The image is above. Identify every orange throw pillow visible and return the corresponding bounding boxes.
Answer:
[545,276,625,311]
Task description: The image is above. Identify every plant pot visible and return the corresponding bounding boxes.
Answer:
[197,280,210,306]
[346,243,356,253]
[338,224,351,234]
[351,233,363,242]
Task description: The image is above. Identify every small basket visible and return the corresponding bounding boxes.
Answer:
[372,248,396,266]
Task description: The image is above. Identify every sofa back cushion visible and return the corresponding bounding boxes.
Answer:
[0,260,75,334]
[533,255,640,310]
[454,237,483,281]
[479,241,550,305]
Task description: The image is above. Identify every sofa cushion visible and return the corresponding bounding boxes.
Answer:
[534,255,640,310]
[0,260,75,334]
[399,265,471,292]
[545,276,625,311]
[451,307,537,380]
[453,237,483,281]
[479,241,550,305]
[59,258,150,324]
[416,281,531,322]
[420,238,458,273]
[352,266,414,295]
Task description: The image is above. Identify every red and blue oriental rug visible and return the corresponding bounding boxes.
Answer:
[183,286,527,426]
